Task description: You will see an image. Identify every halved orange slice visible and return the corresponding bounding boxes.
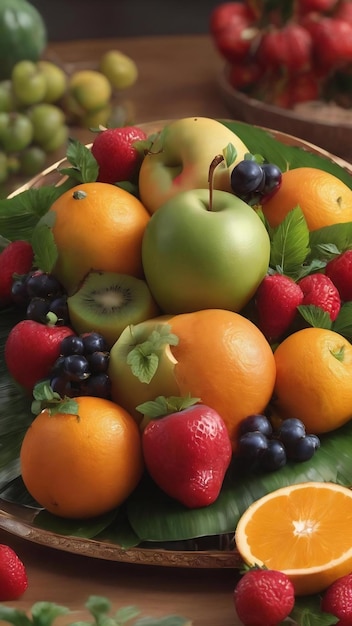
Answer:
[235,481,352,596]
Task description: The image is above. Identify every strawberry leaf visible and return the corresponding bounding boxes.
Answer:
[297,305,333,329]
[126,325,179,384]
[268,206,311,277]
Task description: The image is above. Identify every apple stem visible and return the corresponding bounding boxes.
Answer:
[208,155,224,211]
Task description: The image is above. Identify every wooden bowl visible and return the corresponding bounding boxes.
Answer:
[218,68,352,163]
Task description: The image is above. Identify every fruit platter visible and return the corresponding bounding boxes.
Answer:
[2,114,352,600]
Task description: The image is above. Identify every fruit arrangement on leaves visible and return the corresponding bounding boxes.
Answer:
[210,0,352,109]
[2,116,352,622]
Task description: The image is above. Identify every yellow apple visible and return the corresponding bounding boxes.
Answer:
[138,116,249,214]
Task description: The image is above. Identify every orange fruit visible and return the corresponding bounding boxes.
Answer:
[169,309,276,449]
[20,396,144,519]
[39,182,150,294]
[235,481,352,596]
[262,167,352,231]
[272,327,352,434]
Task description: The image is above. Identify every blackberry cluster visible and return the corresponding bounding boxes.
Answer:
[49,332,112,400]
[237,415,320,473]
[230,159,282,205]
[11,270,69,326]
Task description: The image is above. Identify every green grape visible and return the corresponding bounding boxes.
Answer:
[0,111,34,152]
[19,145,47,177]
[28,102,66,146]
[0,151,8,184]
[0,80,17,112]
[12,59,46,106]
[40,123,68,152]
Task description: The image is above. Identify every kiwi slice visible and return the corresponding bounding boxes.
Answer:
[67,271,159,348]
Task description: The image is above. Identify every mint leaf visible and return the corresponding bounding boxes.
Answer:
[309,223,352,261]
[269,206,311,277]
[31,381,79,416]
[59,138,99,183]
[126,325,179,384]
[333,302,352,339]
[297,304,333,329]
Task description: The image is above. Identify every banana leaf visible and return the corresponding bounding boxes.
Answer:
[0,124,352,548]
[223,120,352,188]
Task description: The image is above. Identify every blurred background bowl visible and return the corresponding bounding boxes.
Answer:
[218,67,352,163]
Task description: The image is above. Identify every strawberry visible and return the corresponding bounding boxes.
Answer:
[255,274,304,342]
[298,273,341,320]
[335,0,352,25]
[0,544,28,601]
[91,125,147,184]
[303,16,352,71]
[0,240,33,307]
[233,567,295,626]
[256,23,313,74]
[228,60,262,90]
[141,400,232,508]
[325,250,352,302]
[5,319,75,393]
[209,0,258,63]
[297,0,339,15]
[321,572,352,624]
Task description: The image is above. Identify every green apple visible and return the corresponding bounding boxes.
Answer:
[11,60,46,106]
[138,116,249,214]
[141,188,270,314]
[108,317,179,422]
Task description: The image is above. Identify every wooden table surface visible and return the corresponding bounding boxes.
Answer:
[1,35,244,626]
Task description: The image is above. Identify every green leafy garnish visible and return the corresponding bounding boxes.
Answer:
[31,381,79,417]
[223,142,237,168]
[137,395,201,420]
[59,138,99,183]
[126,324,179,384]
[297,305,333,330]
[0,596,190,626]
[287,595,338,625]
[268,206,311,277]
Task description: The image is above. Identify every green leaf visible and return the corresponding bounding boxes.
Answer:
[308,223,352,261]
[135,618,190,626]
[289,595,338,625]
[221,120,352,188]
[31,602,70,626]
[60,138,99,183]
[223,142,237,168]
[0,606,33,626]
[297,305,333,329]
[333,302,352,339]
[126,325,179,384]
[269,206,311,277]
[137,395,201,419]
[33,509,117,539]
[31,222,58,273]
[0,186,62,242]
